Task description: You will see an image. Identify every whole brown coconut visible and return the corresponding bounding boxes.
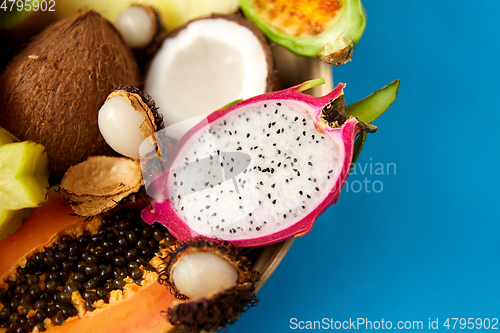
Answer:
[0,10,140,183]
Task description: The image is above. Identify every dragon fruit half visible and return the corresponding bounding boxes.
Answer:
[141,80,376,247]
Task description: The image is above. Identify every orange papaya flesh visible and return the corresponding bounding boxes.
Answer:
[39,279,175,333]
[0,189,176,333]
[0,189,98,284]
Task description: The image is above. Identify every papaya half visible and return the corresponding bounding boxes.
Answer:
[0,189,176,333]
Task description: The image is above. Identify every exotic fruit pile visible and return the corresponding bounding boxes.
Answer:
[0,1,400,332]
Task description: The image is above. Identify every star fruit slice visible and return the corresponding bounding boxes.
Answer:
[0,127,49,240]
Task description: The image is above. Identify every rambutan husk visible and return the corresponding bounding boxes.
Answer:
[109,85,165,139]
[166,283,258,333]
[158,238,260,333]
[109,84,170,171]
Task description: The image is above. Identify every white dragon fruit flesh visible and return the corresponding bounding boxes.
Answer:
[141,81,375,247]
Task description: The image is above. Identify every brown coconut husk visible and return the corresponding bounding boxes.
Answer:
[0,10,140,184]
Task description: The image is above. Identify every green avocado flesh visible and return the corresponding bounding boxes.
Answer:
[240,0,367,65]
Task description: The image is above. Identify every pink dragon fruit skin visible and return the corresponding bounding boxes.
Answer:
[141,82,365,247]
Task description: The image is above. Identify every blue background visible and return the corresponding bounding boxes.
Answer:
[231,0,500,332]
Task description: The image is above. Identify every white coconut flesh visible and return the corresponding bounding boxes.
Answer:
[144,18,270,140]
[172,251,238,299]
[166,100,345,242]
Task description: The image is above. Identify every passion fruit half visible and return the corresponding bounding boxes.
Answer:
[240,0,367,65]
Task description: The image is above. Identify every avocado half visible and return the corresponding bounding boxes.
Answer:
[240,0,367,66]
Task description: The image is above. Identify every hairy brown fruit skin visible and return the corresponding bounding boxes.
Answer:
[0,10,140,183]
[167,283,258,333]
[158,238,260,333]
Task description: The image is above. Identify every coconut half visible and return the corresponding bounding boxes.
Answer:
[144,14,275,140]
